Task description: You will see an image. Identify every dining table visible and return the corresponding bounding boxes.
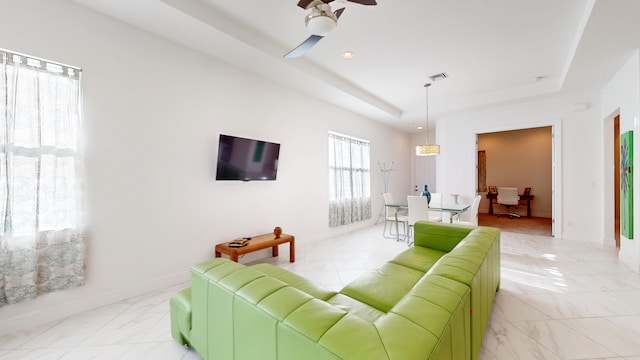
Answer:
[385,201,472,242]
[431,202,472,222]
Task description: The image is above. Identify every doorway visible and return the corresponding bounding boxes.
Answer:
[476,126,554,236]
[413,152,436,196]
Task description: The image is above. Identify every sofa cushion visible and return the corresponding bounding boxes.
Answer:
[190,258,246,357]
[258,286,315,321]
[450,228,496,254]
[278,322,343,360]
[236,276,288,305]
[402,274,472,359]
[194,258,243,280]
[340,262,424,312]
[327,293,385,323]
[233,295,280,359]
[217,267,267,292]
[283,298,347,342]
[428,255,478,284]
[389,246,446,272]
[423,225,500,360]
[391,295,452,339]
[251,263,337,301]
[409,274,470,315]
[374,313,442,360]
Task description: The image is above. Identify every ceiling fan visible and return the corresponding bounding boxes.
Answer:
[283,0,378,59]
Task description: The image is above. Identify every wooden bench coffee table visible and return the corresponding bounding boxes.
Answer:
[214,233,295,262]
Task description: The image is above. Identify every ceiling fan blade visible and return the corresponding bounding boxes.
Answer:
[283,35,324,58]
[297,0,334,9]
[347,0,377,5]
[297,0,313,9]
[334,7,345,19]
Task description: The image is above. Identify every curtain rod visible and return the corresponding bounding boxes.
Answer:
[0,48,81,71]
[1,48,82,80]
[328,131,370,144]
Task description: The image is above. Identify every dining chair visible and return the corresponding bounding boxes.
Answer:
[454,194,482,225]
[407,195,430,245]
[382,193,408,239]
[427,192,443,222]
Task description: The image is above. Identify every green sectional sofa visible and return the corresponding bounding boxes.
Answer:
[170,222,500,360]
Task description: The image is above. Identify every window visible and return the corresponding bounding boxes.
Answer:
[0,49,85,306]
[328,132,371,227]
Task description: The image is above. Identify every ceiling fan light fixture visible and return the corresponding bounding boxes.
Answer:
[286,0,376,58]
[305,12,337,36]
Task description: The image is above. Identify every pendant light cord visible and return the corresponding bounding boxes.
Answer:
[424,82,431,144]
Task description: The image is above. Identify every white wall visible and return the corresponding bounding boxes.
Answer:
[436,89,602,242]
[0,0,412,334]
[602,50,640,273]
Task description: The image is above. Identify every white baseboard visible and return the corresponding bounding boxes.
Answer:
[0,270,190,337]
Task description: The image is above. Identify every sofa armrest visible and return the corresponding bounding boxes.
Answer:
[169,288,192,346]
[413,222,473,252]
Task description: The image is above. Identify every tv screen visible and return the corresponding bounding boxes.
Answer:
[216,134,281,181]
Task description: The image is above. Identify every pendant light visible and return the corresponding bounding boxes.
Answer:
[415,82,440,156]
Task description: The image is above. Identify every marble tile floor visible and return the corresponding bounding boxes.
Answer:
[1,224,640,359]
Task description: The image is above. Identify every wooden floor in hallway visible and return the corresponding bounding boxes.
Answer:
[478,213,552,236]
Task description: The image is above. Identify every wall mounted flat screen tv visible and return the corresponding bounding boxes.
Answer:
[216,134,281,181]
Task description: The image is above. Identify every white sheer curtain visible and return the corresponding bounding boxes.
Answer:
[0,50,86,307]
[328,132,371,227]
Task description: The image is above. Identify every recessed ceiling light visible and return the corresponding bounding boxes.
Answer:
[417,126,424,130]
[341,51,354,60]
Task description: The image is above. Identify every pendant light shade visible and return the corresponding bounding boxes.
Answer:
[415,82,440,156]
[415,144,440,156]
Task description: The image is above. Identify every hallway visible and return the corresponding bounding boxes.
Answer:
[479,213,552,236]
